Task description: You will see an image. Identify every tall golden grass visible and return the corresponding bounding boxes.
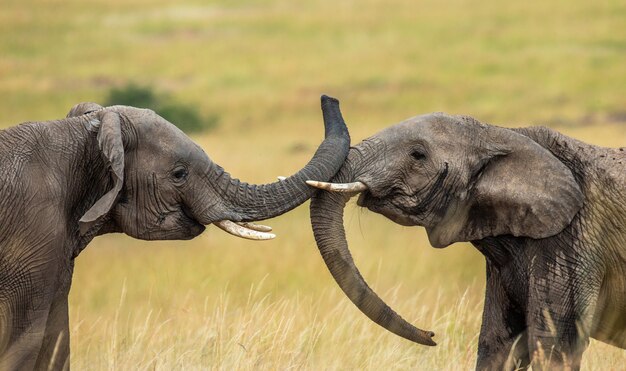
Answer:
[1,0,624,369]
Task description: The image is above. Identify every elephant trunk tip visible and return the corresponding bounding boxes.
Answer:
[320,95,349,139]
[423,331,437,346]
[320,94,339,105]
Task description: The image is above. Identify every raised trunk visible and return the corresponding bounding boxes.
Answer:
[309,148,437,346]
[202,95,350,223]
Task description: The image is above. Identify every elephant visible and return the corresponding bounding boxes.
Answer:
[307,109,625,370]
[0,95,350,370]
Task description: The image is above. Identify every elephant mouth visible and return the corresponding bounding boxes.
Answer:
[309,178,419,226]
[137,208,206,240]
[181,205,206,233]
[356,184,376,207]
[183,203,276,240]
[357,190,419,227]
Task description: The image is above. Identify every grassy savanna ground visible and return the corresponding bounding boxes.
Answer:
[1,0,625,369]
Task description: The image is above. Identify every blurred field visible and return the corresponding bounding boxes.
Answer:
[1,0,625,369]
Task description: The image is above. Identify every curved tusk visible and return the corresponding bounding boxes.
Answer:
[277,176,287,181]
[236,222,273,232]
[306,180,368,193]
[215,220,276,240]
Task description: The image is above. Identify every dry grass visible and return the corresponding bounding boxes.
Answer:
[69,216,487,370]
[1,0,624,369]
[69,201,626,369]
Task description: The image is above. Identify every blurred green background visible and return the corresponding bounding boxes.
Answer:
[1,0,624,369]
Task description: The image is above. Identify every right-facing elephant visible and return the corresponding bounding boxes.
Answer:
[0,95,349,370]
[307,109,626,370]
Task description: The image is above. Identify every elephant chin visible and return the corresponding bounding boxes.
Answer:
[308,158,437,346]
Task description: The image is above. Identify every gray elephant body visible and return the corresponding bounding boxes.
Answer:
[309,112,625,369]
[0,97,350,370]
[474,127,625,360]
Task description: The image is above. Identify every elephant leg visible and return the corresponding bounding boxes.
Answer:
[0,306,50,370]
[34,264,73,371]
[526,310,589,370]
[34,295,70,370]
[476,265,530,371]
[0,276,52,369]
[0,249,68,370]
[526,271,598,370]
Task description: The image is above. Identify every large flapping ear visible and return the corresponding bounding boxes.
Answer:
[79,110,125,235]
[428,127,584,247]
[66,102,103,118]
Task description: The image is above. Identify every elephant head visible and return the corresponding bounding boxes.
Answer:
[308,112,583,345]
[67,95,350,241]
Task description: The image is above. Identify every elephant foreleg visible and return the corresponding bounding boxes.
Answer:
[476,265,530,371]
[526,309,589,370]
[34,264,73,371]
[526,270,599,370]
[0,307,49,370]
[0,244,71,370]
[34,294,70,370]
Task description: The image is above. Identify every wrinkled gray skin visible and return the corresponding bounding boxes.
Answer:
[0,96,349,370]
[310,112,625,370]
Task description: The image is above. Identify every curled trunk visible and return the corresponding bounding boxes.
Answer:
[199,95,350,224]
[309,149,436,346]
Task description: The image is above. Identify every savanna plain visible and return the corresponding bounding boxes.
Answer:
[1,0,625,369]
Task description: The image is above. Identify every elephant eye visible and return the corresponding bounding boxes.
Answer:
[411,150,427,161]
[172,167,188,182]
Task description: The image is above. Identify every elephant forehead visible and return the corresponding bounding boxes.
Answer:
[144,129,205,162]
[380,113,477,146]
[113,107,205,161]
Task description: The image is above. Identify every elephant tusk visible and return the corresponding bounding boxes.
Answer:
[277,176,287,181]
[236,221,273,232]
[306,180,368,193]
[215,220,276,240]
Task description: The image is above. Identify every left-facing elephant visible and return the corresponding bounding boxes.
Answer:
[0,96,350,370]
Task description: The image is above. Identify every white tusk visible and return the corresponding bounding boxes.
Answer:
[215,220,276,240]
[236,222,273,232]
[277,176,287,181]
[306,180,368,193]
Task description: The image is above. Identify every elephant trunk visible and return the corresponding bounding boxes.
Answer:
[197,96,350,226]
[308,147,437,346]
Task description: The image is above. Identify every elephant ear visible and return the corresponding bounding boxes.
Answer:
[79,110,125,235]
[428,127,584,247]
